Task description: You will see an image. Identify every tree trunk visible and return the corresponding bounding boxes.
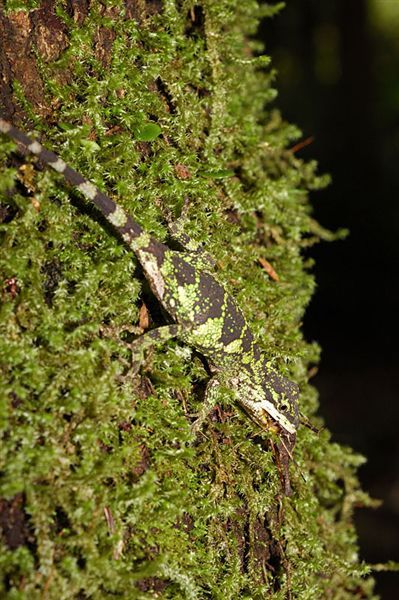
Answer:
[0,1,377,598]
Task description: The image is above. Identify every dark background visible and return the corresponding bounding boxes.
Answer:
[263,1,399,597]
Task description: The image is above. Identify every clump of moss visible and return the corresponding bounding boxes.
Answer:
[0,1,378,598]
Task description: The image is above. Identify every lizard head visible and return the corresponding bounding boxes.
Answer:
[230,361,299,436]
[259,362,300,434]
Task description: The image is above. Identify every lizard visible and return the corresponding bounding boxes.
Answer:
[0,117,300,494]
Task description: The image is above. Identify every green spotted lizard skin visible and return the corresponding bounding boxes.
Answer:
[0,118,300,488]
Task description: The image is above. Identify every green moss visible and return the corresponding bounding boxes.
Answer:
[0,1,381,598]
[4,0,39,12]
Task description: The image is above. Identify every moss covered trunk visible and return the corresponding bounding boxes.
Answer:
[0,1,377,598]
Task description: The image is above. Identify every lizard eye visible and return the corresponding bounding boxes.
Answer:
[280,402,289,413]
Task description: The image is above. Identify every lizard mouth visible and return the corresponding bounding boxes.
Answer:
[247,400,297,435]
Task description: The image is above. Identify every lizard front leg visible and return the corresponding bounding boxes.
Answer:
[190,373,227,434]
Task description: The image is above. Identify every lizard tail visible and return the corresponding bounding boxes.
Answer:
[0,118,148,248]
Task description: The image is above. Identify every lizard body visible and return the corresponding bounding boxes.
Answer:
[0,118,299,488]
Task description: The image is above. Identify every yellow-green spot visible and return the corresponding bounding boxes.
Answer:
[176,284,198,320]
[108,205,128,228]
[192,317,224,346]
[224,338,242,354]
[131,232,151,250]
[77,181,97,200]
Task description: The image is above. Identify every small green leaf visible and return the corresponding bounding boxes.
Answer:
[80,139,101,153]
[58,123,75,132]
[135,123,162,142]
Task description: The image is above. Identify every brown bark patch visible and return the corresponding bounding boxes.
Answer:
[66,0,90,24]
[125,0,163,22]
[0,10,46,117]
[251,517,271,585]
[0,493,36,551]
[95,27,117,69]
[136,576,169,594]
[31,2,68,63]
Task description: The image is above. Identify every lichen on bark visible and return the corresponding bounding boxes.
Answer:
[0,1,378,598]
